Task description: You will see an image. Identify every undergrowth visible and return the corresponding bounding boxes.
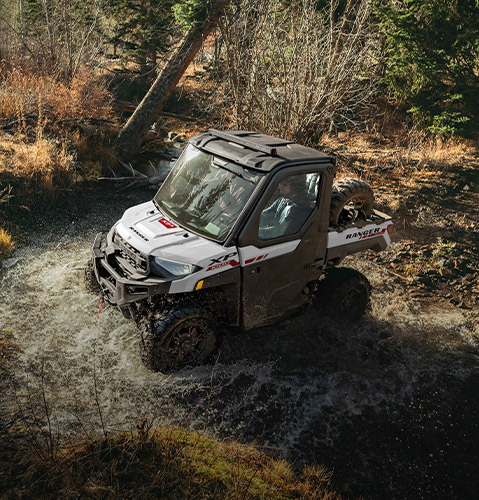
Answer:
[0,228,15,257]
[0,130,76,204]
[0,427,340,500]
[0,330,17,377]
[0,64,114,123]
[0,63,117,205]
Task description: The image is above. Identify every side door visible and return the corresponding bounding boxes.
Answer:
[238,166,330,330]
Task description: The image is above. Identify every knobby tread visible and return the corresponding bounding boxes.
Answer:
[84,259,100,294]
[329,177,374,225]
[139,304,217,372]
[315,267,371,322]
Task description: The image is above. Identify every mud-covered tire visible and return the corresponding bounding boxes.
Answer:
[314,267,371,321]
[139,306,217,372]
[330,177,374,225]
[84,259,100,294]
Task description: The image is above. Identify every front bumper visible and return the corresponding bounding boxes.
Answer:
[91,232,171,306]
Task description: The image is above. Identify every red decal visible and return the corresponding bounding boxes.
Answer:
[207,262,229,272]
[158,218,177,229]
[246,254,268,265]
[255,254,268,261]
[359,228,386,240]
[206,259,241,272]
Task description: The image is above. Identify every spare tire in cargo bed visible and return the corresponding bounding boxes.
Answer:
[329,177,374,225]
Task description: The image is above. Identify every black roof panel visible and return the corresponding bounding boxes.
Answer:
[189,130,334,172]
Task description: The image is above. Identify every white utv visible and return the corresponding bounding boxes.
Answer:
[86,130,393,372]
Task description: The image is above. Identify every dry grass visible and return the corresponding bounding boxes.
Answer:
[0,130,76,202]
[0,428,341,500]
[0,64,114,123]
[0,228,15,257]
[320,131,478,209]
[0,62,117,203]
[0,330,18,377]
[321,130,476,174]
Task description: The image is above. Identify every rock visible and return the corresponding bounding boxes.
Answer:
[1,257,20,269]
[463,184,470,191]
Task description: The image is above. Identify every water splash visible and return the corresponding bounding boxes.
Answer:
[0,187,477,499]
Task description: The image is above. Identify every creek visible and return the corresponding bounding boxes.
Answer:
[0,181,478,499]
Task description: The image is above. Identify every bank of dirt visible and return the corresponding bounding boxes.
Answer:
[0,143,478,499]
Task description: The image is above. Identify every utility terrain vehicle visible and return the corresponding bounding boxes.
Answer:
[87,129,393,372]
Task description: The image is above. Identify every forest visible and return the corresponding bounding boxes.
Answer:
[0,1,478,499]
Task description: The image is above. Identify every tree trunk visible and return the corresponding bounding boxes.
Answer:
[116,0,229,163]
[20,0,28,55]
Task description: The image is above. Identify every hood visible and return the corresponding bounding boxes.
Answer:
[115,201,230,266]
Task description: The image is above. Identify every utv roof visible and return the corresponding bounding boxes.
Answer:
[189,129,335,172]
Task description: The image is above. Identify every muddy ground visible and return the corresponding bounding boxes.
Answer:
[1,158,478,499]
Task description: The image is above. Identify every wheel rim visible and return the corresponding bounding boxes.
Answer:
[340,197,367,223]
[165,319,210,363]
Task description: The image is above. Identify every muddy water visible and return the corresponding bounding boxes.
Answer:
[1,184,478,499]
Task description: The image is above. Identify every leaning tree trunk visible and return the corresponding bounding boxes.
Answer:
[116,0,229,163]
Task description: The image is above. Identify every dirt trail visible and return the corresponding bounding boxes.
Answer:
[1,182,478,500]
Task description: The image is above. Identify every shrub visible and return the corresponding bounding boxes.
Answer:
[219,0,379,142]
[375,0,479,138]
[0,63,114,123]
[0,227,15,257]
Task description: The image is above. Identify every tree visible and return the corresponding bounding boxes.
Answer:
[218,0,378,141]
[375,0,479,137]
[116,0,230,162]
[108,0,175,75]
[15,0,107,78]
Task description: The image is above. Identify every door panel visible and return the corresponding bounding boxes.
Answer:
[238,167,329,330]
[241,222,323,329]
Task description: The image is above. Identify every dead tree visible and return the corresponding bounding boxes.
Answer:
[116,0,229,163]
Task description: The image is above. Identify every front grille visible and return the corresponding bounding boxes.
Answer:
[114,232,148,273]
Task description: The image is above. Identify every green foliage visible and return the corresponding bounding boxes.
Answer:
[375,0,479,137]
[0,427,340,499]
[172,0,215,28]
[108,0,175,70]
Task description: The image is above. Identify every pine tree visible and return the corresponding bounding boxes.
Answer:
[108,0,175,74]
[116,0,229,161]
[375,0,479,137]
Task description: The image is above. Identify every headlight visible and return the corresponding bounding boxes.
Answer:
[153,257,198,277]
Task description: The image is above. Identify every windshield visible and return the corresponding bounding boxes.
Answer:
[154,144,264,242]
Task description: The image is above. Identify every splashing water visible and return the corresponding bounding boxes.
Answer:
[0,185,478,499]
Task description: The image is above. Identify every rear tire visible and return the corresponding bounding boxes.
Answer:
[139,305,217,372]
[330,177,374,225]
[314,267,371,321]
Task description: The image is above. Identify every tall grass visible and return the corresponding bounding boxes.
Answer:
[0,63,114,123]
[0,63,116,203]
[0,427,341,500]
[0,228,15,257]
[0,130,76,202]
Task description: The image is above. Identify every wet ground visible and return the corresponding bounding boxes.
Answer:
[1,183,478,500]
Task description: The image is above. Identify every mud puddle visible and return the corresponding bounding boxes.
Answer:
[1,184,478,499]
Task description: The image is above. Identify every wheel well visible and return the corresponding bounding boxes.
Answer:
[130,286,239,326]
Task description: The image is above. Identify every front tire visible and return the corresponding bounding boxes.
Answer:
[314,267,371,321]
[84,259,100,294]
[139,305,217,372]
